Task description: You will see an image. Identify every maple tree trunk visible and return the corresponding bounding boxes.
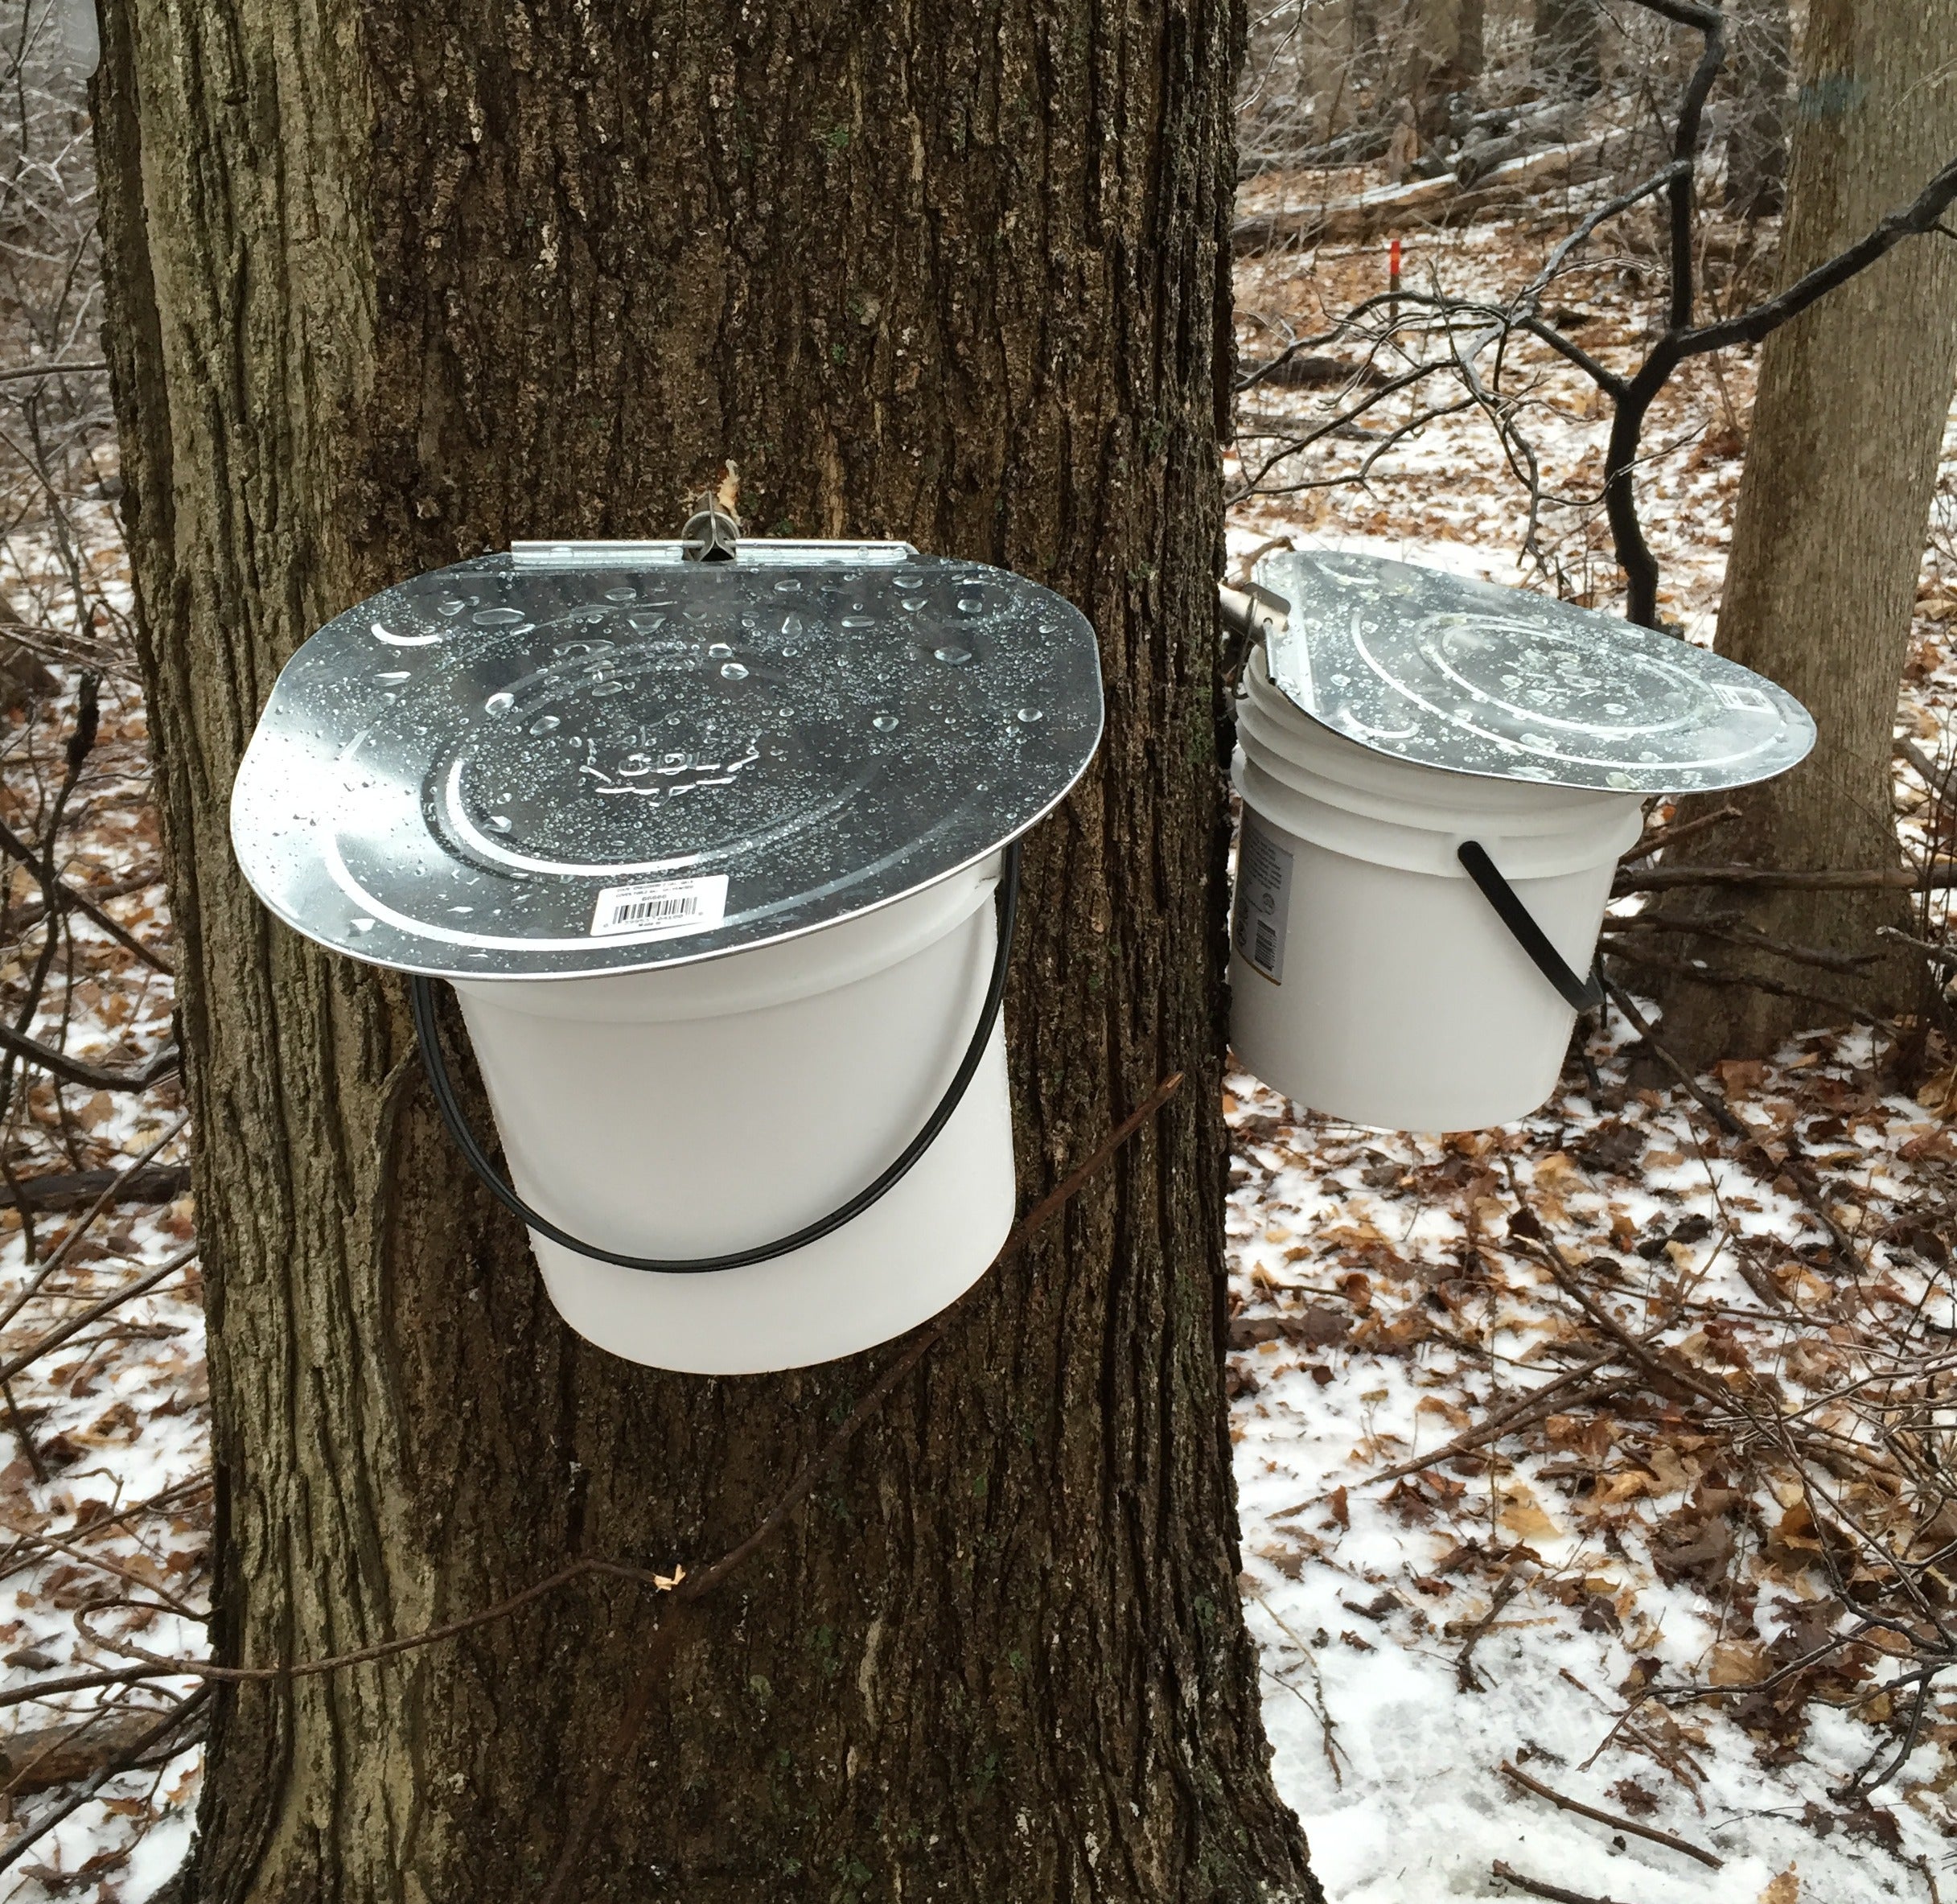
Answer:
[1649,0,1957,1064]
[91,1,1320,1899]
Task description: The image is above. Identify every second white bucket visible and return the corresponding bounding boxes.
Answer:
[1230,648,1644,1131]
[450,858,1013,1375]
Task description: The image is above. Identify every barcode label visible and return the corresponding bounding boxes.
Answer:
[1711,680,1770,712]
[589,874,729,940]
[1232,809,1293,985]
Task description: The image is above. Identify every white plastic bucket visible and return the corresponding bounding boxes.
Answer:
[1230,649,1643,1131]
[448,857,1013,1374]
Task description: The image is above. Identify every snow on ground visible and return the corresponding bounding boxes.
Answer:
[1224,195,1957,1904]
[2,181,1955,1900]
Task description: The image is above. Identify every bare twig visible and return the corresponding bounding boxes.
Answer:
[0,1110,187,1332]
[0,1687,209,1877]
[1490,1861,1635,1904]
[1456,1567,1525,1693]
[0,1015,178,1091]
[1619,804,1741,864]
[1368,1363,1624,1484]
[1499,1757,1723,1868]
[0,356,106,385]
[0,1242,198,1386]
[1615,862,1957,894]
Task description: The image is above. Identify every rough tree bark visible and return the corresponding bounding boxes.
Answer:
[1651,0,1957,1063]
[1723,0,1791,221]
[92,2,1321,1900]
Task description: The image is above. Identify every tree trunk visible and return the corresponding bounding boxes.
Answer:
[1532,0,1601,99]
[92,2,1321,1900]
[1724,0,1792,221]
[1405,0,1486,143]
[1648,0,1957,1063]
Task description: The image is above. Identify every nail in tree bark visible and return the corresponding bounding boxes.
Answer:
[89,0,1323,1897]
[1655,0,1957,1062]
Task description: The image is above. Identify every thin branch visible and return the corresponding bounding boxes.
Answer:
[0,1688,208,1877]
[1597,978,1862,1261]
[1499,1758,1722,1868]
[1682,154,1957,359]
[0,1111,188,1334]
[0,815,172,973]
[1615,862,1957,894]
[0,1243,198,1387]
[1490,1861,1634,1904]
[0,1016,178,1092]
[0,356,105,385]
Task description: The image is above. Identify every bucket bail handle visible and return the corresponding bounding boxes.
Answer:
[1456,839,1605,1014]
[409,842,1022,1277]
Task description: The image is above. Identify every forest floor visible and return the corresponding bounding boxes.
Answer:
[2,187,1955,1902]
[1226,187,1957,1904]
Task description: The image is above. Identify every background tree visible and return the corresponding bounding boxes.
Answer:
[1533,0,1601,99]
[1406,0,1486,143]
[1655,0,1957,1063]
[1722,0,1791,221]
[90,1,1321,1899]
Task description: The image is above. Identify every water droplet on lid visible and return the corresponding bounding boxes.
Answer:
[590,681,625,697]
[782,612,804,635]
[351,917,376,933]
[603,586,636,602]
[485,692,516,714]
[475,607,526,625]
[486,814,513,833]
[449,905,475,915]
[375,670,410,682]
[873,713,899,732]
[899,597,925,612]
[956,597,984,613]
[841,615,874,628]
[721,661,749,680]
[934,645,972,665]
[775,578,803,594]
[893,570,924,588]
[1017,707,1043,723]
[530,714,561,734]
[708,642,734,658]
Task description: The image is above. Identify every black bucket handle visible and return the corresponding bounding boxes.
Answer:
[409,842,1021,1275]
[1455,838,1605,1014]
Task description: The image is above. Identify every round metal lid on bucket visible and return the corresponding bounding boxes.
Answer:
[231,540,1104,980]
[1252,548,1815,794]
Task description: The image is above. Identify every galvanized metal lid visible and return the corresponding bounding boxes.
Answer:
[231,541,1104,980]
[1253,549,1814,793]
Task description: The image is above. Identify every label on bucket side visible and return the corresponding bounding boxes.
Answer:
[589,874,730,939]
[1233,812,1293,985]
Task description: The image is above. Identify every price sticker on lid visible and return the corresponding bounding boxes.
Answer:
[590,874,729,939]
